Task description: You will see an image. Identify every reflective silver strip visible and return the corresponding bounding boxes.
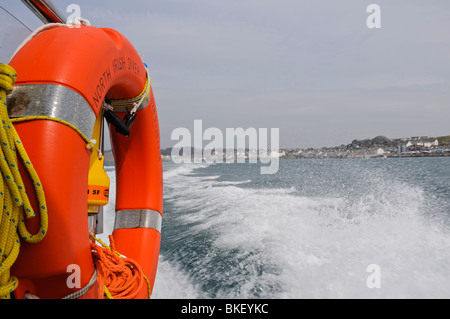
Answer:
[7,84,96,139]
[114,209,162,233]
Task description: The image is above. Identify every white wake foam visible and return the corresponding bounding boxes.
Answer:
[160,163,450,298]
[103,161,450,299]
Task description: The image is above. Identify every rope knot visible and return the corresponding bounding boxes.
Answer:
[0,64,17,96]
[90,235,151,299]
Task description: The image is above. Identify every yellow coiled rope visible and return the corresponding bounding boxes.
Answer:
[0,64,48,299]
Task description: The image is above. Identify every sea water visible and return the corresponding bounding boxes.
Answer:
[103,157,450,299]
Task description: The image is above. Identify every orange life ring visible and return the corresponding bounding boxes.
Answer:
[8,24,163,299]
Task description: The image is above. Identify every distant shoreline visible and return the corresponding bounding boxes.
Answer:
[103,149,449,166]
[280,135,450,159]
[104,134,450,162]
[280,152,450,159]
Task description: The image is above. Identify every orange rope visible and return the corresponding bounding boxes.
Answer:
[90,235,147,299]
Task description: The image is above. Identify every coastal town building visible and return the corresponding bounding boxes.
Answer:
[406,139,439,149]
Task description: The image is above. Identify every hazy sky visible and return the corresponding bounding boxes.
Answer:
[2,1,450,148]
